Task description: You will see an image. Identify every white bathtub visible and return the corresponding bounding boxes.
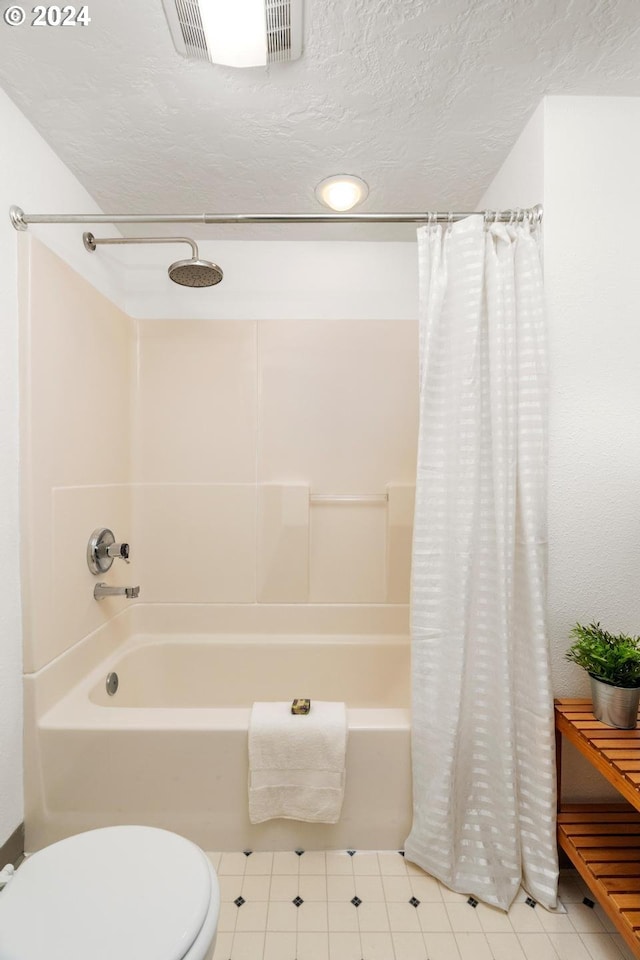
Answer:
[31,633,412,852]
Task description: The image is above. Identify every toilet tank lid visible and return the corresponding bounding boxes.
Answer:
[0,826,216,960]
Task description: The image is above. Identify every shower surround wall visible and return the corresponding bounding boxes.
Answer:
[20,237,419,677]
[133,317,418,607]
[20,237,136,675]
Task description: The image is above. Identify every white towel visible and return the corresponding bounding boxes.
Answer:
[248,701,347,824]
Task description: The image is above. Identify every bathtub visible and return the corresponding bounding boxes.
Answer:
[30,632,412,852]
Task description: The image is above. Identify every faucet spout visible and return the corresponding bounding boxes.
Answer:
[94,582,140,600]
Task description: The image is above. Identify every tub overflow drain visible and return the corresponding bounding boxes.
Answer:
[106,672,119,696]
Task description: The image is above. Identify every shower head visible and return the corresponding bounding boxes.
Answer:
[82,232,223,287]
[168,256,223,287]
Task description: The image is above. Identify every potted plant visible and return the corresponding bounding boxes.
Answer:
[565,622,640,729]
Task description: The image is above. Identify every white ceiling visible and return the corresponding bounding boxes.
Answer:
[2,0,640,240]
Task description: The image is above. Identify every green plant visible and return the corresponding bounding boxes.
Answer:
[566,622,640,688]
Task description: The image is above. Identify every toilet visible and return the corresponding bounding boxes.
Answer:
[0,825,220,960]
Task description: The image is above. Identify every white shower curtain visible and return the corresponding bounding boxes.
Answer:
[404,215,558,911]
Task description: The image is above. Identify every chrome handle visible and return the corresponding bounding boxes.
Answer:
[106,542,130,563]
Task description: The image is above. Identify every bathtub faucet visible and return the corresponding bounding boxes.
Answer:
[94,582,140,600]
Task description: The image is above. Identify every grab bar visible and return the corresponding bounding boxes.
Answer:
[309,494,388,505]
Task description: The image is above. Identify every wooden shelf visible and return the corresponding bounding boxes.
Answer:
[556,699,640,958]
[556,699,640,810]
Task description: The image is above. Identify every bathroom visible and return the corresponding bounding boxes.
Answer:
[2,3,640,960]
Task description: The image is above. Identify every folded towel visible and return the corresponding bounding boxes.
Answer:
[248,701,348,824]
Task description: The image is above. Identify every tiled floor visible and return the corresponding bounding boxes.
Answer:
[206,850,637,960]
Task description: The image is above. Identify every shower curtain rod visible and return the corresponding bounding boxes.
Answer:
[9,204,542,230]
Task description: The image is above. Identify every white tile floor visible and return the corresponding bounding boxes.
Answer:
[206,851,638,960]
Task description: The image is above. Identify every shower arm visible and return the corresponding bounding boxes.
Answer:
[10,205,543,230]
[82,233,198,258]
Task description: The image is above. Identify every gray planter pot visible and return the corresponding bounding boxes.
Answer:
[590,674,640,729]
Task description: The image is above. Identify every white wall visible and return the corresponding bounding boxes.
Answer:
[481,95,640,799]
[544,97,640,689]
[122,240,418,321]
[0,88,126,846]
[480,102,545,213]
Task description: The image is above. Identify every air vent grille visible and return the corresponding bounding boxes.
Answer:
[266,0,292,63]
[162,0,302,66]
[174,0,210,61]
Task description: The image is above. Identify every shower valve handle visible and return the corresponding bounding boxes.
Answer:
[106,542,130,563]
[87,529,131,574]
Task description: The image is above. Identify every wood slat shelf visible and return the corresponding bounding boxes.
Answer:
[556,699,640,957]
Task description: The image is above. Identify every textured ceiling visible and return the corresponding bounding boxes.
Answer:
[2,0,640,240]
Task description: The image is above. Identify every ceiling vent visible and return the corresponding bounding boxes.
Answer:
[162,0,303,68]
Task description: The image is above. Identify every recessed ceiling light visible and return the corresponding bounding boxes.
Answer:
[315,175,369,212]
[162,0,303,69]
